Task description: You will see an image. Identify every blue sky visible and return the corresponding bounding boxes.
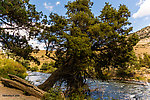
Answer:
[30,0,150,32]
[29,0,150,33]
[28,0,150,49]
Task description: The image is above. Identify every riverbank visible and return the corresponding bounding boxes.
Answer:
[0,81,40,100]
[1,71,150,99]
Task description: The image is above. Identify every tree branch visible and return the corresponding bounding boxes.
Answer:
[45,51,57,61]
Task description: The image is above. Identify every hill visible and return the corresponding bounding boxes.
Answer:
[134,26,150,39]
[30,50,55,68]
[133,26,150,57]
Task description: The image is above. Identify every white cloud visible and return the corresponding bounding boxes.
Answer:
[1,24,46,50]
[29,39,45,50]
[132,0,150,18]
[44,2,54,11]
[144,16,149,20]
[56,1,60,5]
[1,24,29,36]
[136,0,145,6]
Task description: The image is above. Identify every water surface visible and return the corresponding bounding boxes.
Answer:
[25,71,150,99]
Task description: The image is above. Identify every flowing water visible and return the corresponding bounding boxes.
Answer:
[25,71,150,100]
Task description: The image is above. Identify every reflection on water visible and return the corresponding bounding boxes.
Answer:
[25,71,51,86]
[87,79,150,99]
[25,71,150,99]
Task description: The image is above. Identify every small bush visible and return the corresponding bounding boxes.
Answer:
[142,53,150,67]
[116,68,135,79]
[30,66,39,72]
[42,87,64,100]
[42,87,91,100]
[0,59,27,79]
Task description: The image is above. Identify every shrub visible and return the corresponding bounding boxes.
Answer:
[138,53,150,68]
[42,87,91,100]
[142,53,150,67]
[40,63,49,71]
[0,59,27,79]
[42,87,64,100]
[116,68,135,79]
[30,66,39,72]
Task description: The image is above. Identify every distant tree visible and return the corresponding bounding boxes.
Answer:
[37,0,139,93]
[139,53,150,67]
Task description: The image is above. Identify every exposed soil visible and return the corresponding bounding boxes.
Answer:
[0,81,40,100]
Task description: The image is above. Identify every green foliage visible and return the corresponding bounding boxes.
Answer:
[42,87,91,100]
[138,53,150,68]
[116,53,150,80]
[19,60,31,70]
[30,66,39,72]
[65,86,91,100]
[115,51,138,79]
[67,92,90,100]
[0,51,31,70]
[40,62,57,73]
[116,68,135,79]
[0,0,140,93]
[0,0,41,65]
[37,0,139,91]
[0,59,27,79]
[42,87,64,100]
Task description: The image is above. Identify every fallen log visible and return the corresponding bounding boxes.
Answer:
[1,74,46,98]
[8,74,45,94]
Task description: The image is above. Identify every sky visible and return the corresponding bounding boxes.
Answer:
[29,0,150,32]
[28,0,150,49]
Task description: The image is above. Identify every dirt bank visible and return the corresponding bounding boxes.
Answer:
[0,81,40,100]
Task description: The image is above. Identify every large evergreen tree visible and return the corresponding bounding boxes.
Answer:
[37,0,139,92]
[0,0,139,94]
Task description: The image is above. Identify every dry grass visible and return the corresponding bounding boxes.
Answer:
[134,37,150,57]
[30,50,55,68]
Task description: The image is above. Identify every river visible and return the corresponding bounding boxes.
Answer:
[25,71,150,99]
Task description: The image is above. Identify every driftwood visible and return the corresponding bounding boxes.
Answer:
[1,74,46,98]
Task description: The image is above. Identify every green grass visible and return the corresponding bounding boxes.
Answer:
[0,58,27,79]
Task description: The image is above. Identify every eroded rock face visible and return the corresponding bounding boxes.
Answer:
[132,26,150,57]
[134,37,150,57]
[137,37,150,45]
[134,26,150,39]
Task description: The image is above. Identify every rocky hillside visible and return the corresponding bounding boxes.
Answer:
[133,26,150,57]
[134,26,150,39]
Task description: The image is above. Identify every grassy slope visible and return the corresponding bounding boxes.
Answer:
[132,26,150,81]
[30,50,55,69]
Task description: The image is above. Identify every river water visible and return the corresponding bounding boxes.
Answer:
[25,71,150,100]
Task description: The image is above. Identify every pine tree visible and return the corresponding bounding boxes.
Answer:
[0,0,140,94]
[38,0,139,93]
[0,0,42,64]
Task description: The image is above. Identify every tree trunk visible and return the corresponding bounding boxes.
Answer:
[38,67,64,91]
[38,65,85,92]
[1,74,45,98]
[8,74,45,94]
